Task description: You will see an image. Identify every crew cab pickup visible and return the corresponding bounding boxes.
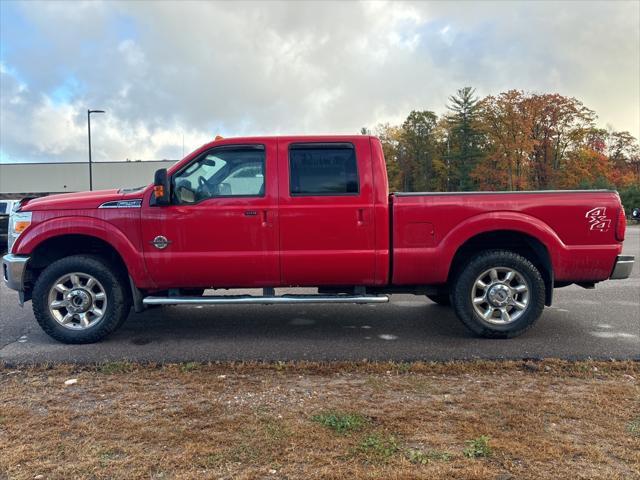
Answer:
[3,135,634,343]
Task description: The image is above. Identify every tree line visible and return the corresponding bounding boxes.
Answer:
[363,88,640,213]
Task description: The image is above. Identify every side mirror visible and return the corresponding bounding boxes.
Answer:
[632,208,640,220]
[150,168,170,206]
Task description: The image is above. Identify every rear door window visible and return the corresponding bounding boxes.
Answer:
[289,143,359,196]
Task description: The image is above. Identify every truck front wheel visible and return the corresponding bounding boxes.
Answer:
[32,255,131,344]
[451,250,545,338]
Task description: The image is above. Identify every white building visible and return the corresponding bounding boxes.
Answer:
[0,160,176,198]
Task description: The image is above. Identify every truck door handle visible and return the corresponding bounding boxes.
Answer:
[262,210,271,227]
[244,210,271,226]
[357,208,365,226]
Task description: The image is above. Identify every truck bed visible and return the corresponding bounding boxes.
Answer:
[391,190,623,286]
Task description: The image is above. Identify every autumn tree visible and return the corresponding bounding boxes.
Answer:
[556,147,612,189]
[607,130,638,165]
[606,130,640,186]
[366,88,639,212]
[475,90,536,190]
[527,94,596,189]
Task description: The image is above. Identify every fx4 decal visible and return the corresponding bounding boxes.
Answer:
[585,207,611,232]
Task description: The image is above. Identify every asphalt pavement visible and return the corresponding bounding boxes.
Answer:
[1,227,638,364]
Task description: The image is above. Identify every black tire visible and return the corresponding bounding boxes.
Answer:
[450,250,545,338]
[32,255,131,344]
[426,294,451,306]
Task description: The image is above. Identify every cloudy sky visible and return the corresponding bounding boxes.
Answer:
[1,0,638,163]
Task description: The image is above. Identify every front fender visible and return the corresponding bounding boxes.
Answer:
[14,215,152,288]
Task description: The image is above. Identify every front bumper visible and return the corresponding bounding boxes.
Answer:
[610,255,635,280]
[2,254,30,304]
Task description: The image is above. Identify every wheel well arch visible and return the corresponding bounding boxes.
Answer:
[448,230,554,305]
[26,234,130,288]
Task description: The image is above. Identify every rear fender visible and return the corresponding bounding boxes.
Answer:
[443,212,565,275]
[441,211,619,283]
[393,211,565,286]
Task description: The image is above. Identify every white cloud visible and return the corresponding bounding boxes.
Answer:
[0,0,638,163]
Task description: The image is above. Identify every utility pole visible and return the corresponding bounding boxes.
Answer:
[87,109,105,191]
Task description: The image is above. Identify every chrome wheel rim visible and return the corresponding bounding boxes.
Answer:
[471,267,530,325]
[48,272,107,330]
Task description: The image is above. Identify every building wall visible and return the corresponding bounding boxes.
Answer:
[0,161,176,195]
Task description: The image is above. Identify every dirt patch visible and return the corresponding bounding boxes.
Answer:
[1,360,638,479]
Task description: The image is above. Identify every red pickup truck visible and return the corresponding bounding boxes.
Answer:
[3,135,634,343]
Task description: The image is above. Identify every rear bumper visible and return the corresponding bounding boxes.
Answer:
[2,254,30,304]
[610,255,635,280]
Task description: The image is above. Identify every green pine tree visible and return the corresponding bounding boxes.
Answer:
[445,87,484,191]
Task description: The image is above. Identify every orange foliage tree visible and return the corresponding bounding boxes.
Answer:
[363,88,639,209]
[474,90,536,190]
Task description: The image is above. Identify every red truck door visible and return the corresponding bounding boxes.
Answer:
[277,137,376,286]
[140,141,279,289]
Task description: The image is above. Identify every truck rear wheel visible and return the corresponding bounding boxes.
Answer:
[32,255,131,344]
[451,250,545,338]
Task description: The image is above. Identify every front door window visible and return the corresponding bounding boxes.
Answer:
[172,147,265,204]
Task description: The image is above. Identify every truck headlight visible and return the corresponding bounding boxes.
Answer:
[8,211,32,253]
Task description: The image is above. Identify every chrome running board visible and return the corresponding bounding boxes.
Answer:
[143,294,389,306]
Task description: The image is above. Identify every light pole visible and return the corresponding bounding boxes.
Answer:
[87,109,105,191]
